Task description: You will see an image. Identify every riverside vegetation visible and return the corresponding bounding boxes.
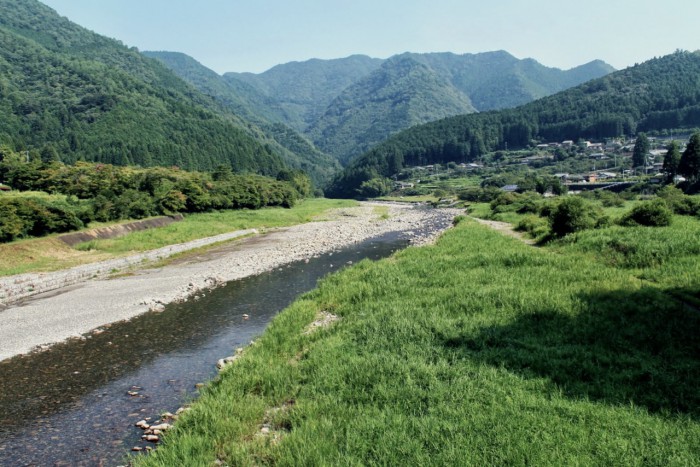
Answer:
[134,186,700,465]
[0,149,315,243]
[0,197,356,277]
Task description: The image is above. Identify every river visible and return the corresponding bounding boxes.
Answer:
[0,234,409,466]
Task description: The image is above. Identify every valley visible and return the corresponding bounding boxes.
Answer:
[1,0,699,465]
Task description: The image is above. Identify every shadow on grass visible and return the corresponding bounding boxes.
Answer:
[441,287,700,418]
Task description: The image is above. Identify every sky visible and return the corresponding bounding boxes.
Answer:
[40,0,700,75]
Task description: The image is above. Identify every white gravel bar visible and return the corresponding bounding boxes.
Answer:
[0,202,460,361]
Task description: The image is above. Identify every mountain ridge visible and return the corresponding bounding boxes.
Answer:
[326,50,700,197]
[153,49,614,164]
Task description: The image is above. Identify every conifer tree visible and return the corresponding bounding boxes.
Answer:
[679,132,700,183]
[663,140,681,182]
[632,133,650,168]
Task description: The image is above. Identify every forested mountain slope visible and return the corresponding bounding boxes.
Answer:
[225,55,384,132]
[143,51,341,184]
[0,0,288,174]
[327,51,700,197]
[307,55,477,163]
[408,51,615,111]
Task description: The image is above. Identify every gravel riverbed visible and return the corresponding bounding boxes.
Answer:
[0,202,461,361]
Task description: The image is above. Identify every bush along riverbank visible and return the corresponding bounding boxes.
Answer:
[135,216,700,465]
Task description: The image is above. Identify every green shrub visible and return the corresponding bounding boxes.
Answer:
[619,199,673,227]
[0,202,23,242]
[403,187,428,196]
[0,197,84,241]
[490,192,519,211]
[656,185,700,216]
[514,192,542,214]
[549,196,607,237]
[490,191,542,215]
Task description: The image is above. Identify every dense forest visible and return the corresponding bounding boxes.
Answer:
[327,51,700,197]
[0,147,310,242]
[0,0,299,175]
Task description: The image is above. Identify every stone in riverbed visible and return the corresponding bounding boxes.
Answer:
[216,355,240,370]
[135,420,149,429]
[150,423,172,431]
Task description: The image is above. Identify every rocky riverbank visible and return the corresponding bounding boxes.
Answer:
[0,202,461,361]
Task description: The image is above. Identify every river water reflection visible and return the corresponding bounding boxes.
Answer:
[0,234,409,466]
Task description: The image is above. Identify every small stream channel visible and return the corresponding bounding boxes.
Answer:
[0,234,411,466]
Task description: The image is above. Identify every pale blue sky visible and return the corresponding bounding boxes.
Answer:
[40,0,700,74]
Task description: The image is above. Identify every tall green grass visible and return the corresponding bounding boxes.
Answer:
[137,220,700,466]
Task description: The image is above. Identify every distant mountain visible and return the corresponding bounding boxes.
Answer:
[221,51,614,163]
[327,50,700,197]
[0,0,293,175]
[143,51,341,184]
[307,55,477,163]
[404,51,615,111]
[225,55,384,132]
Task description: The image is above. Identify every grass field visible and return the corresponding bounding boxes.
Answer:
[136,216,700,466]
[0,198,357,276]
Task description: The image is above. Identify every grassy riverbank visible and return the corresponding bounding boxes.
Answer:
[0,198,357,276]
[136,216,700,466]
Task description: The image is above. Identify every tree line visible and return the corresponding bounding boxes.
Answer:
[0,148,311,243]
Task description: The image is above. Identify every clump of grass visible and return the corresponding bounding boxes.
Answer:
[514,214,550,239]
[372,205,390,220]
[556,216,700,269]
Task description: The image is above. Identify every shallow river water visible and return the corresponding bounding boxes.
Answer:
[0,234,409,466]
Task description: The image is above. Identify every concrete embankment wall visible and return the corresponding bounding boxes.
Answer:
[57,215,184,247]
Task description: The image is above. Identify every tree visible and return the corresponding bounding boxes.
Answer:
[632,133,650,168]
[40,145,61,163]
[663,141,681,183]
[679,132,700,183]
